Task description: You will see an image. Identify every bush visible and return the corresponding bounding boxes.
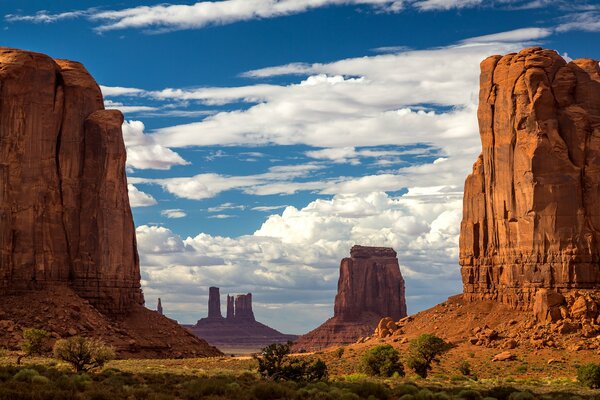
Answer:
[335,347,345,358]
[361,345,404,377]
[13,368,40,382]
[577,363,600,388]
[406,334,451,378]
[458,360,471,376]
[53,336,115,373]
[18,328,49,364]
[255,342,328,382]
[457,389,482,400]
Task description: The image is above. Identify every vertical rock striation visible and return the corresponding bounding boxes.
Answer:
[234,293,255,320]
[0,47,222,358]
[208,287,222,319]
[293,245,407,351]
[460,47,600,309]
[226,295,234,320]
[0,48,142,315]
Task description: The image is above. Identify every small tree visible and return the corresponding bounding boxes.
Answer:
[18,328,49,364]
[577,363,600,389]
[407,334,451,378]
[254,342,327,382]
[53,336,115,373]
[361,345,404,377]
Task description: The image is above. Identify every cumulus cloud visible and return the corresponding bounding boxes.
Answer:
[122,120,189,170]
[138,191,463,332]
[128,184,157,207]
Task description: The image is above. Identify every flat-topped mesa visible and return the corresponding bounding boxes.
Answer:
[460,47,600,309]
[235,293,255,320]
[0,47,143,316]
[335,245,407,321]
[293,245,407,351]
[207,287,223,319]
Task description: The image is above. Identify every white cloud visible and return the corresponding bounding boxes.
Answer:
[161,209,188,219]
[411,0,482,11]
[557,11,600,32]
[122,120,189,170]
[128,184,157,207]
[461,27,554,43]
[137,191,463,332]
[100,85,144,97]
[104,100,158,114]
[207,203,246,212]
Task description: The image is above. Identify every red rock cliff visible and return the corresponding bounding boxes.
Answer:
[335,246,406,320]
[460,47,600,308]
[0,48,143,315]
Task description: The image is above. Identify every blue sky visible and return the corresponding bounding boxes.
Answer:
[3,0,599,334]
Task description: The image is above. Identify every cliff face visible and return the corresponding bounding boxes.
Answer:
[0,47,221,358]
[460,47,600,308]
[0,48,142,316]
[293,245,407,351]
[208,287,222,319]
[335,246,407,321]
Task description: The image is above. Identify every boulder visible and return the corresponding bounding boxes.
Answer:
[533,290,566,323]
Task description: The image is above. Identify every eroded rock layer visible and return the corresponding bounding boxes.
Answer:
[0,48,222,358]
[460,47,600,308]
[293,245,406,351]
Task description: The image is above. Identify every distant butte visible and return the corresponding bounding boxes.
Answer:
[293,245,407,351]
[187,287,297,354]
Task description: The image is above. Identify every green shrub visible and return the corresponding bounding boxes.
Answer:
[361,345,404,377]
[53,336,115,373]
[457,389,482,400]
[348,381,389,400]
[406,334,451,378]
[577,363,600,388]
[13,368,40,382]
[393,384,419,396]
[335,347,345,359]
[18,328,49,364]
[255,343,327,382]
[507,392,535,400]
[458,360,471,376]
[485,386,518,400]
[251,381,295,400]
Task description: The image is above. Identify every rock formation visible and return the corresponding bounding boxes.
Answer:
[459,47,600,334]
[226,295,234,319]
[460,47,600,311]
[234,293,255,320]
[188,288,297,354]
[293,245,407,351]
[208,287,222,319]
[0,47,220,358]
[157,298,163,315]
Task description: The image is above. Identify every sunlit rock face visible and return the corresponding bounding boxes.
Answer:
[460,47,600,309]
[0,47,143,315]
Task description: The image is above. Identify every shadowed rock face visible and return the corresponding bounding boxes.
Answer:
[234,293,255,320]
[293,245,407,351]
[335,246,406,321]
[208,287,222,319]
[0,47,142,316]
[460,47,600,308]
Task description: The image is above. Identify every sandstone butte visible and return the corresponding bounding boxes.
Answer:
[187,287,297,354]
[293,245,406,351]
[0,47,221,358]
[460,47,600,323]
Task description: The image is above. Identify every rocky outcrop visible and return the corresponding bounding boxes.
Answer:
[188,288,297,354]
[157,298,163,315]
[208,287,222,319]
[0,47,221,358]
[234,293,255,320]
[293,245,406,351]
[460,47,600,309]
[0,48,141,315]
